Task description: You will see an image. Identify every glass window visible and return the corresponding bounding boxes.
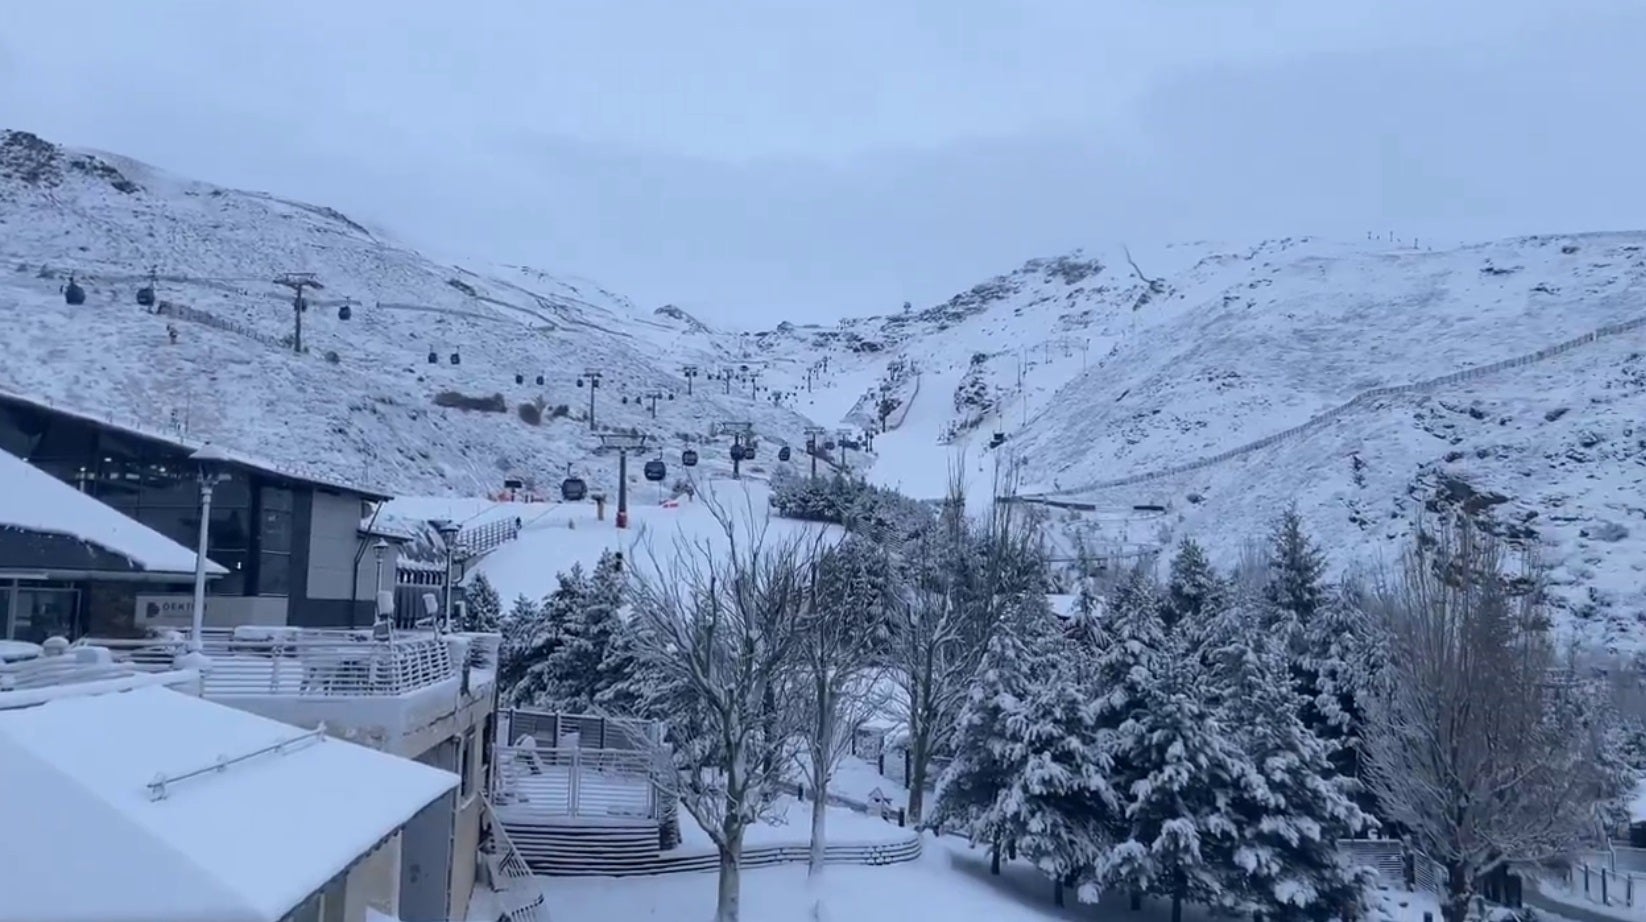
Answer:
[209,508,250,552]
[138,507,197,549]
[211,471,251,508]
[257,552,290,597]
[12,588,79,644]
[261,486,294,513]
[207,550,246,596]
[259,509,292,553]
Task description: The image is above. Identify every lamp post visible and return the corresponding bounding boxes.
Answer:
[187,445,232,652]
[436,520,461,633]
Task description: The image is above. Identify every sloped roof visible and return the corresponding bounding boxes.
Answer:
[0,448,226,577]
[0,684,458,922]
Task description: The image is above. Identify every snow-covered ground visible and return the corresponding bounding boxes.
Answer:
[470,478,840,604]
[536,834,1430,922]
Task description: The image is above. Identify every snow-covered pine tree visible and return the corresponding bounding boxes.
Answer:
[1164,537,1227,634]
[1207,597,1372,922]
[930,596,1044,850]
[1264,508,1327,630]
[537,551,633,714]
[498,593,546,702]
[1001,608,1120,904]
[459,572,503,633]
[507,563,591,708]
[1100,629,1250,922]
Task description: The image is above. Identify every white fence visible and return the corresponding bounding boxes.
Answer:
[492,745,658,821]
[1028,313,1646,500]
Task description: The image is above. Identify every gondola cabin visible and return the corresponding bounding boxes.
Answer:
[681,449,699,467]
[560,477,588,502]
[136,286,155,307]
[777,446,791,462]
[643,460,667,482]
[63,278,86,306]
[742,444,757,460]
[730,444,745,462]
[337,303,352,320]
[427,351,438,364]
[450,353,462,365]
[515,373,524,385]
[536,375,545,386]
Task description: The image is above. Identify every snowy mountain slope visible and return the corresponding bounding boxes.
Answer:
[756,232,1646,648]
[0,130,812,496]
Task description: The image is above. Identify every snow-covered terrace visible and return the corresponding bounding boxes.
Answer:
[75,627,500,744]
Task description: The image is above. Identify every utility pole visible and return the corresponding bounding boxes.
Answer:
[642,390,668,418]
[597,432,649,528]
[578,369,603,430]
[274,273,323,354]
[718,421,753,479]
[804,426,826,478]
[681,364,699,396]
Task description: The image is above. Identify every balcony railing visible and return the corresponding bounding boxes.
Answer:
[76,627,474,699]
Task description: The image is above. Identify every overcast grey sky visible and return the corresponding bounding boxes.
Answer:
[2,0,1643,326]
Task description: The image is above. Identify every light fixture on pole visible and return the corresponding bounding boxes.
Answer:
[435,520,461,633]
[187,445,232,652]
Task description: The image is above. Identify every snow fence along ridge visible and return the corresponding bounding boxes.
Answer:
[1028,313,1646,499]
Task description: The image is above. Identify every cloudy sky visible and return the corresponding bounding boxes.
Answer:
[2,0,1643,325]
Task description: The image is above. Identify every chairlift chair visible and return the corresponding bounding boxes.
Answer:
[643,460,667,482]
[681,449,699,467]
[560,477,588,502]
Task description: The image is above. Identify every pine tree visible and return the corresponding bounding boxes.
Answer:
[1208,600,1372,921]
[1264,509,1327,630]
[1002,636,1121,901]
[931,603,1042,848]
[1100,632,1248,922]
[498,594,545,695]
[533,551,633,713]
[508,564,591,708]
[1164,537,1227,634]
[459,572,503,633]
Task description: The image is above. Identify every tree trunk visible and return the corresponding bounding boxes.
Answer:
[1441,860,1474,922]
[1171,893,1184,922]
[906,730,930,824]
[808,686,834,877]
[716,825,745,922]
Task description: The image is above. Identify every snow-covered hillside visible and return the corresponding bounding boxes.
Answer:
[758,234,1646,649]
[0,130,813,496]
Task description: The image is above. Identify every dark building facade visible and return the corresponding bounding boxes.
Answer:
[0,393,391,637]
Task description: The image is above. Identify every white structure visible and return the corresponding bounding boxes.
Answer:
[0,680,457,922]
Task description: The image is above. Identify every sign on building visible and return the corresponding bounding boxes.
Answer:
[135,595,195,626]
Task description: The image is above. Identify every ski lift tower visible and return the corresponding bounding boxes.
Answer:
[716,420,754,479]
[274,273,324,354]
[597,432,650,528]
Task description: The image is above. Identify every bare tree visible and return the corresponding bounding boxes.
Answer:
[1360,518,1628,922]
[629,495,818,922]
[796,535,895,880]
[890,456,1042,824]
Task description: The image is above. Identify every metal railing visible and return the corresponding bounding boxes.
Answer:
[75,627,460,698]
[480,799,549,922]
[1568,854,1646,910]
[0,645,137,691]
[492,744,658,821]
[457,518,522,557]
[502,708,660,751]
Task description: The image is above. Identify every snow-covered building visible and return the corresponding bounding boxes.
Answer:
[0,444,227,643]
[0,677,458,922]
[0,390,395,635]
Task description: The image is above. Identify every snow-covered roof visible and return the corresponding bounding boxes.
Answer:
[0,449,228,578]
[0,684,458,922]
